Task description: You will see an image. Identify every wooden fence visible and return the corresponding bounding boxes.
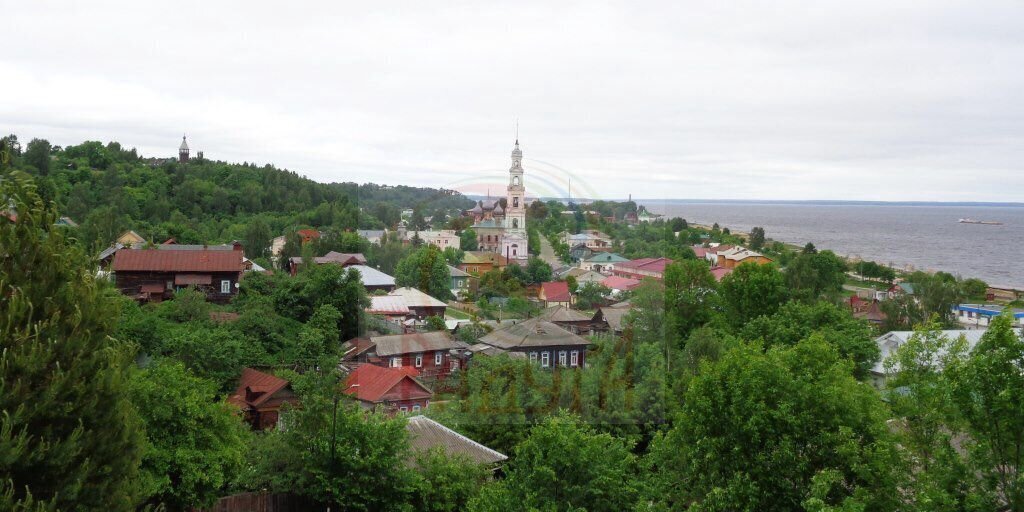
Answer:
[196,492,320,512]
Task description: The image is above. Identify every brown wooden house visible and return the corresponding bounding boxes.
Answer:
[344,331,469,379]
[111,246,245,303]
[344,364,433,414]
[477,317,592,369]
[228,368,299,430]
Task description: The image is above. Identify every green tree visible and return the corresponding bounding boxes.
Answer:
[742,301,879,379]
[459,228,479,251]
[244,217,273,259]
[425,315,447,331]
[0,173,144,509]
[574,282,610,310]
[162,327,253,391]
[785,250,847,302]
[524,256,553,284]
[748,226,766,250]
[947,313,1024,510]
[885,321,981,510]
[719,262,788,327]
[649,338,905,511]
[246,372,415,510]
[409,447,491,512]
[469,413,639,512]
[129,361,249,509]
[395,245,453,300]
[664,259,720,345]
[23,138,52,175]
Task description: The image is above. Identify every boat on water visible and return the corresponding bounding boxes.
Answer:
[959,218,1003,225]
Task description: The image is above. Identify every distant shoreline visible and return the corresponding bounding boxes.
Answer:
[537,197,1024,208]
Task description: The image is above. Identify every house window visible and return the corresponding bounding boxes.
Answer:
[558,351,567,367]
[451,360,459,371]
[530,352,538,363]
[413,405,421,413]
[165,280,173,290]
[415,355,423,367]
[391,357,401,368]
[570,351,579,367]
[220,280,231,293]
[541,352,550,368]
[435,352,443,365]
[400,406,408,413]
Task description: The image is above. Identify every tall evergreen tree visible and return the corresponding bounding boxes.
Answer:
[0,172,145,509]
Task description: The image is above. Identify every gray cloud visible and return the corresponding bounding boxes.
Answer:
[2,0,1022,201]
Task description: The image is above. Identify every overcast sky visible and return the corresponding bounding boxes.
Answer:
[3,1,1023,201]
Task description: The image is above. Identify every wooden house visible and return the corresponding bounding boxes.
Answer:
[111,246,245,303]
[477,317,592,369]
[345,364,432,414]
[228,368,299,430]
[345,331,468,379]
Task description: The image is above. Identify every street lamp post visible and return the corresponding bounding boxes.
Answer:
[327,383,359,512]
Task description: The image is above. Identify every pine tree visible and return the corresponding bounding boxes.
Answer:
[0,172,145,509]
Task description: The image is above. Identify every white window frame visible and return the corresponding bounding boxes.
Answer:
[435,352,443,365]
[530,352,538,364]
[570,351,579,367]
[558,351,567,367]
[415,355,423,367]
[541,352,550,368]
[220,279,231,293]
[400,406,408,413]
[412,405,421,413]
[390,357,401,368]
[450,360,459,371]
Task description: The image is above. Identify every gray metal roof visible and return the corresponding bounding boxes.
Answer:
[479,317,592,350]
[349,265,396,287]
[406,416,507,466]
[873,328,1022,375]
[370,331,468,357]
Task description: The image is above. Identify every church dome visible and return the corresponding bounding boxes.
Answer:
[492,204,504,215]
[179,135,189,151]
[511,140,522,159]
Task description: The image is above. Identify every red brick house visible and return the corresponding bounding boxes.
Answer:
[111,246,245,303]
[345,364,432,414]
[344,331,468,379]
[228,368,299,430]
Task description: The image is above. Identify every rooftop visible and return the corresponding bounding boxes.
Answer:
[405,416,507,466]
[479,317,591,350]
[369,331,468,357]
[345,364,431,403]
[112,248,244,272]
[349,265,396,287]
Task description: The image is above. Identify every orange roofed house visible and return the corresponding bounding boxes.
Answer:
[111,246,245,303]
[345,364,433,414]
[229,368,299,430]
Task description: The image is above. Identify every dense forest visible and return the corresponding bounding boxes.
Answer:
[0,134,472,252]
[3,136,1024,511]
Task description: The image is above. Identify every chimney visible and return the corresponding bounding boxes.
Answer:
[232,241,243,251]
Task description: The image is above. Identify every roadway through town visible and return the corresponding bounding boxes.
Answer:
[537,235,562,268]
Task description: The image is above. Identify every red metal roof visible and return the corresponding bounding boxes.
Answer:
[710,266,733,282]
[112,248,243,272]
[229,368,291,409]
[345,364,432,403]
[600,275,642,291]
[540,281,572,302]
[616,257,673,273]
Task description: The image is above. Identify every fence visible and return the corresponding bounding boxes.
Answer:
[197,492,320,512]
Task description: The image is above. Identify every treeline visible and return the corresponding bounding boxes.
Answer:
[0,134,472,251]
